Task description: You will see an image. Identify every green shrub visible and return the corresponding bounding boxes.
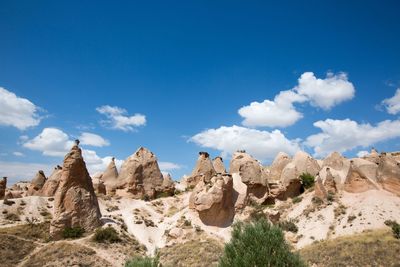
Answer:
[93,227,121,243]
[392,223,400,239]
[125,254,159,267]
[62,226,85,239]
[278,219,298,233]
[300,172,315,189]
[292,196,302,204]
[218,219,306,267]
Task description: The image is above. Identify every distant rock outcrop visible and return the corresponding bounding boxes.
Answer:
[0,177,6,200]
[92,174,107,195]
[102,157,119,194]
[117,147,173,199]
[41,166,62,197]
[189,173,234,227]
[268,152,291,181]
[27,170,47,196]
[344,160,379,193]
[213,156,226,174]
[185,152,217,188]
[377,154,400,195]
[50,145,102,238]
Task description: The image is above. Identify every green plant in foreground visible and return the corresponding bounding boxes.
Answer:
[300,172,315,189]
[278,219,299,233]
[125,254,159,267]
[219,219,306,267]
[62,226,85,239]
[93,227,121,243]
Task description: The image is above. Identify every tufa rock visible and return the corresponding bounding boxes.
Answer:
[377,154,400,195]
[213,156,226,174]
[344,160,379,193]
[27,170,47,196]
[41,166,62,197]
[268,152,291,181]
[50,145,102,238]
[189,173,234,227]
[0,177,6,200]
[185,152,217,188]
[102,157,119,194]
[92,174,107,195]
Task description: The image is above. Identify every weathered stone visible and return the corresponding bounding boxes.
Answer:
[268,152,291,181]
[41,166,62,197]
[377,154,400,195]
[344,160,379,193]
[27,170,47,196]
[0,177,6,200]
[185,152,216,188]
[213,156,226,174]
[102,157,119,194]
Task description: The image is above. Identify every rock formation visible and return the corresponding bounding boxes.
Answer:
[314,176,328,200]
[117,147,172,199]
[377,154,400,195]
[268,152,291,181]
[213,156,226,174]
[102,157,119,193]
[27,170,47,196]
[229,151,269,199]
[41,166,62,197]
[189,173,234,227]
[185,152,216,188]
[323,168,338,195]
[50,145,102,238]
[0,177,6,200]
[92,174,107,195]
[344,160,379,193]
[162,173,175,196]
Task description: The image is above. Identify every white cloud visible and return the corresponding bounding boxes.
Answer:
[305,118,400,157]
[294,72,355,110]
[79,132,110,147]
[190,125,301,162]
[96,105,146,131]
[13,152,24,157]
[0,161,52,184]
[0,87,42,130]
[82,149,123,175]
[357,150,369,157]
[23,128,74,156]
[159,161,182,172]
[238,72,355,127]
[382,88,400,115]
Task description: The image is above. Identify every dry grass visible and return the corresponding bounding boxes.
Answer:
[160,238,223,267]
[300,229,400,267]
[0,235,37,267]
[0,221,50,242]
[21,242,113,267]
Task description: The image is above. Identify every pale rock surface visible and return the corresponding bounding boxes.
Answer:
[26,170,47,196]
[377,153,400,195]
[185,152,216,187]
[268,152,291,181]
[0,177,6,200]
[41,165,62,197]
[102,157,119,194]
[213,156,226,174]
[344,160,379,193]
[50,145,102,238]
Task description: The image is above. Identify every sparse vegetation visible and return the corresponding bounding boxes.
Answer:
[300,172,315,189]
[5,212,20,221]
[292,196,303,204]
[93,227,121,243]
[125,254,159,267]
[334,204,347,218]
[385,220,400,239]
[347,215,357,223]
[166,206,179,217]
[278,219,298,233]
[219,219,306,267]
[62,226,85,239]
[311,196,323,205]
[300,229,400,267]
[327,193,334,202]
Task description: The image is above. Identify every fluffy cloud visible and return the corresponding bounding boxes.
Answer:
[79,132,110,147]
[0,87,42,130]
[305,118,400,157]
[159,161,182,172]
[23,128,74,156]
[382,88,400,115]
[96,105,146,131]
[239,72,355,127]
[0,161,52,184]
[357,150,369,157]
[82,149,123,175]
[190,125,301,162]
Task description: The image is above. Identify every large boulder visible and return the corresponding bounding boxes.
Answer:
[50,145,102,238]
[229,151,269,199]
[102,157,119,193]
[377,154,400,195]
[185,152,216,188]
[343,160,379,193]
[213,156,226,174]
[27,170,47,196]
[189,174,234,227]
[0,177,6,200]
[268,152,291,181]
[41,166,62,197]
[117,147,170,199]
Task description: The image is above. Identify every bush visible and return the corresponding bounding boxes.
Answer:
[218,219,306,267]
[300,172,315,189]
[292,196,302,204]
[125,255,159,267]
[62,227,85,239]
[93,227,121,243]
[278,219,298,233]
[385,220,400,239]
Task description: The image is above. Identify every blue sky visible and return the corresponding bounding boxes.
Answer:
[1,0,400,183]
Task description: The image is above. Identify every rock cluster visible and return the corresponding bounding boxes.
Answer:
[184,152,216,188]
[41,166,62,197]
[26,170,47,196]
[50,145,102,238]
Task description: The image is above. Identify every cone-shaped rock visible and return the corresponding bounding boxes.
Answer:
[162,173,175,196]
[324,168,338,194]
[27,170,47,196]
[314,176,328,200]
[189,173,234,227]
[377,154,400,195]
[268,152,291,181]
[185,152,216,187]
[41,166,62,197]
[92,174,107,195]
[344,160,378,193]
[102,157,119,193]
[0,177,6,200]
[117,147,165,199]
[213,156,226,174]
[50,145,101,238]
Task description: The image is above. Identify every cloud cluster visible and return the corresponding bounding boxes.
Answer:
[79,132,110,147]
[82,149,123,175]
[0,87,42,130]
[382,88,400,115]
[0,161,53,184]
[23,128,74,156]
[239,72,355,127]
[305,118,400,157]
[190,125,301,162]
[96,105,146,131]
[159,161,182,172]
